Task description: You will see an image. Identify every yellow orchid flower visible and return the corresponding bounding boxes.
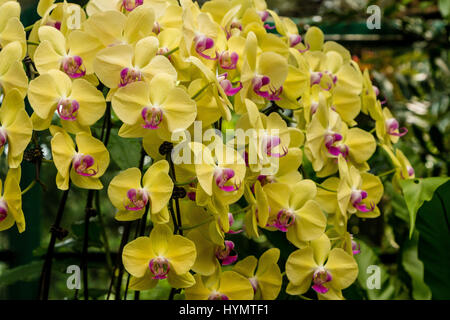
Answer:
[27,69,106,133]
[190,141,246,217]
[233,248,283,300]
[112,73,196,141]
[0,0,26,55]
[50,126,110,190]
[334,155,383,219]
[0,41,28,98]
[361,69,382,120]
[27,1,87,58]
[286,233,358,299]
[185,270,254,300]
[122,224,196,291]
[107,160,173,222]
[236,31,288,112]
[381,145,415,192]
[181,0,226,61]
[243,180,269,238]
[94,35,176,95]
[305,96,376,177]
[263,180,326,248]
[0,89,33,168]
[83,5,155,48]
[375,107,408,146]
[0,167,25,233]
[33,25,102,78]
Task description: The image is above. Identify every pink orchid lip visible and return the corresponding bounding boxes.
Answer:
[124,188,149,211]
[351,238,361,255]
[257,174,276,187]
[258,10,270,22]
[373,85,380,96]
[215,240,238,266]
[208,292,229,300]
[45,20,61,30]
[214,167,240,192]
[351,189,375,213]
[272,208,295,232]
[298,42,310,53]
[0,202,8,222]
[0,128,8,148]
[249,277,258,292]
[121,0,143,12]
[226,212,243,234]
[386,118,408,137]
[252,75,283,101]
[119,67,142,88]
[220,78,242,96]
[57,98,80,121]
[194,35,217,60]
[218,51,239,70]
[149,257,170,280]
[73,154,98,177]
[289,34,302,47]
[141,106,163,130]
[407,166,415,177]
[312,268,332,294]
[62,56,86,79]
[263,135,288,158]
[264,24,276,30]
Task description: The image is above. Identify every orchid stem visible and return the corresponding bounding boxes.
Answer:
[191,82,212,100]
[24,24,34,32]
[378,168,396,178]
[21,180,36,195]
[180,216,215,231]
[27,41,40,46]
[174,177,197,186]
[165,47,179,57]
[315,182,337,193]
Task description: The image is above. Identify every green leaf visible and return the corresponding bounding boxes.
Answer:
[439,0,450,18]
[416,181,450,299]
[0,260,43,287]
[108,130,142,170]
[401,232,431,300]
[354,240,404,300]
[399,177,450,237]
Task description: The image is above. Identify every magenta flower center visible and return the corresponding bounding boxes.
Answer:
[194,35,217,60]
[121,0,143,12]
[351,189,374,213]
[218,51,239,70]
[261,135,287,158]
[312,267,332,294]
[125,188,149,211]
[208,292,229,300]
[289,34,302,47]
[385,118,408,137]
[141,106,163,129]
[57,98,80,121]
[272,208,295,232]
[214,167,239,192]
[0,128,8,149]
[62,56,86,79]
[252,75,283,101]
[0,201,8,222]
[119,67,142,87]
[73,154,98,177]
[149,257,170,280]
[218,73,242,96]
[215,240,238,265]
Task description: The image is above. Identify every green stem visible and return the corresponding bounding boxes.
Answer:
[191,82,211,100]
[180,216,215,231]
[165,47,179,57]
[21,180,36,195]
[27,41,40,46]
[315,182,337,193]
[24,24,34,32]
[378,168,396,178]
[95,190,113,274]
[277,111,296,123]
[174,177,197,186]
[370,127,376,133]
